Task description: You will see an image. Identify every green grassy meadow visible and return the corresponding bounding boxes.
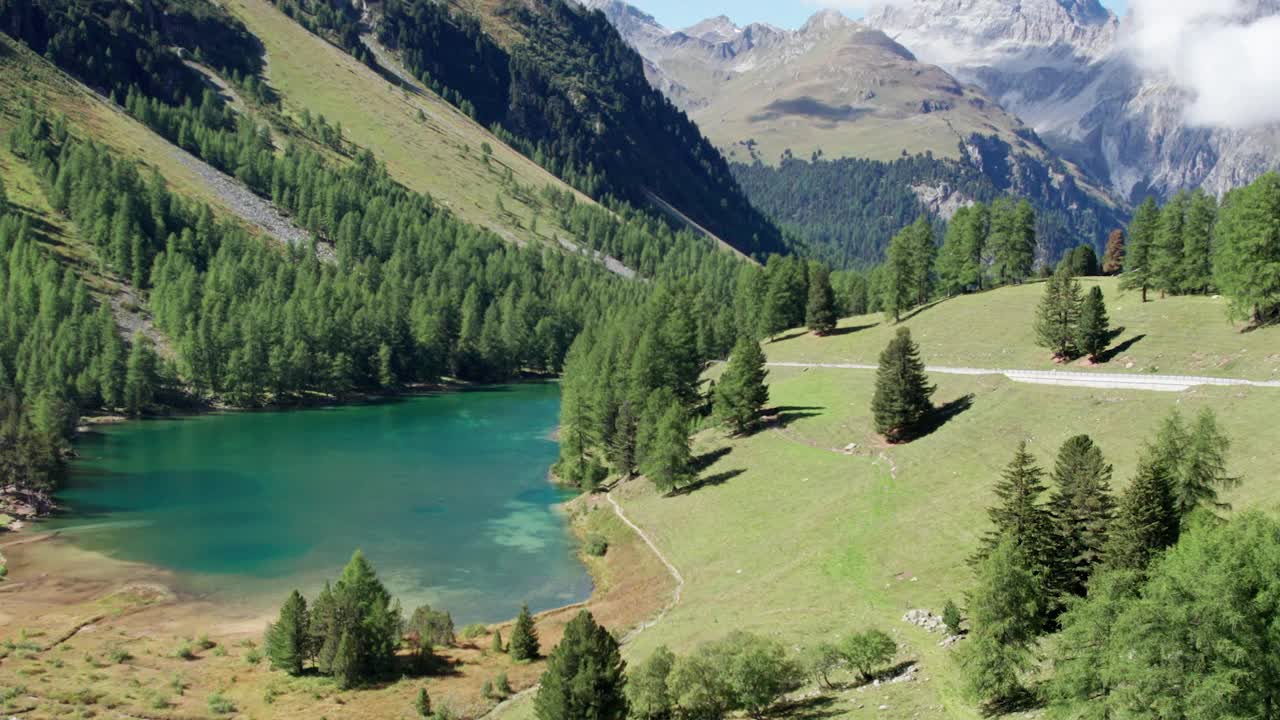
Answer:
[768,277,1280,381]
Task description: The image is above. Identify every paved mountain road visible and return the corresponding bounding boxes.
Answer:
[763,362,1280,393]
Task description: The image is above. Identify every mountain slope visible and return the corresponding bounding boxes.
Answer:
[365,0,787,258]
[865,0,1280,201]
[580,1,1125,265]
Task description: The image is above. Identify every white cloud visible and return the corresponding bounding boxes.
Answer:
[1124,0,1280,129]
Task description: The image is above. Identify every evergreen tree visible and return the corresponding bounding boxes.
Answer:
[0,175,7,209]
[265,590,309,676]
[1076,286,1110,362]
[626,646,675,720]
[123,332,158,416]
[1180,190,1216,294]
[990,199,1036,285]
[332,630,359,690]
[761,255,806,339]
[1121,197,1159,302]
[974,442,1057,600]
[1034,264,1084,359]
[1213,172,1280,323]
[713,334,769,435]
[533,610,627,720]
[414,687,431,718]
[642,401,694,494]
[1047,569,1142,716]
[804,264,837,335]
[310,581,337,671]
[508,603,539,661]
[1176,408,1239,522]
[882,225,916,321]
[1150,192,1188,296]
[1046,435,1116,597]
[960,535,1041,707]
[1101,229,1125,275]
[870,328,935,443]
[491,628,503,653]
[906,216,936,306]
[1106,455,1177,572]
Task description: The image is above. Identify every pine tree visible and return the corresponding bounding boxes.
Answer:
[1180,190,1216,294]
[508,603,539,661]
[960,536,1041,707]
[1120,197,1159,302]
[1034,264,1084,359]
[761,256,806,339]
[805,264,837,335]
[1076,286,1110,362]
[870,328,935,442]
[882,226,915,321]
[974,442,1057,589]
[1102,229,1125,275]
[1150,192,1188,296]
[414,687,431,718]
[1046,435,1116,597]
[332,630,359,690]
[1106,455,1177,572]
[124,332,158,416]
[713,334,769,435]
[533,610,627,720]
[990,199,1036,285]
[906,217,936,306]
[491,628,503,653]
[1213,172,1280,323]
[265,590,309,676]
[642,401,694,494]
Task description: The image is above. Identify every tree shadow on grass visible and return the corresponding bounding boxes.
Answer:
[756,407,823,432]
[773,694,842,719]
[897,298,946,323]
[978,687,1042,717]
[822,323,878,337]
[691,446,732,473]
[908,394,975,441]
[670,468,746,497]
[769,329,810,343]
[1098,333,1146,363]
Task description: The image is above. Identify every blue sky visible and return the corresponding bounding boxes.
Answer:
[628,0,1127,32]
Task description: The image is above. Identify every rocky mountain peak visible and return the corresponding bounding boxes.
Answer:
[799,8,854,35]
[681,15,741,44]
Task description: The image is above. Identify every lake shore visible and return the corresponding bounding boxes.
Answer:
[0,483,671,718]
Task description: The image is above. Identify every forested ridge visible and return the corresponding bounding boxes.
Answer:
[372,0,787,258]
[732,141,1126,269]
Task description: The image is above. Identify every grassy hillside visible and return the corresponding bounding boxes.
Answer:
[225,0,595,247]
[768,277,1280,381]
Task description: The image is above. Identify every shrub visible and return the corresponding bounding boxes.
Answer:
[494,672,512,696]
[196,634,216,650]
[460,624,488,641]
[414,687,430,717]
[207,692,235,714]
[108,648,132,664]
[245,647,263,665]
[583,534,608,557]
[942,600,963,636]
[174,642,195,660]
[841,629,897,683]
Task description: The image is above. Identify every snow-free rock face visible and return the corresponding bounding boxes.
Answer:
[865,0,1280,201]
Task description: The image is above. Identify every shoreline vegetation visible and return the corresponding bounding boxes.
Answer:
[0,485,672,718]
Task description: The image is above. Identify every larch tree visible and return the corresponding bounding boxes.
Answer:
[1120,197,1159,302]
[508,603,540,661]
[906,216,936,306]
[713,334,770,435]
[870,327,935,443]
[960,535,1042,708]
[1046,568,1143,716]
[626,646,675,720]
[1076,286,1111,362]
[123,332,159,416]
[1150,192,1188,296]
[805,263,838,335]
[882,225,916,322]
[1213,172,1280,324]
[1046,435,1116,597]
[643,400,694,494]
[1175,408,1239,523]
[1102,228,1125,275]
[265,590,309,676]
[1179,190,1217,294]
[533,611,627,720]
[1034,264,1084,359]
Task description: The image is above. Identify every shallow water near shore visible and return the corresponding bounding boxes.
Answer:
[43,383,591,624]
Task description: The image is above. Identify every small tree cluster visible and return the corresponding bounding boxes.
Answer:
[1034,266,1111,361]
[264,551,404,688]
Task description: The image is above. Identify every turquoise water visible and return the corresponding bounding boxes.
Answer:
[47,384,591,623]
